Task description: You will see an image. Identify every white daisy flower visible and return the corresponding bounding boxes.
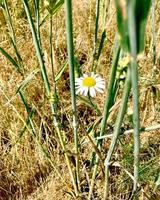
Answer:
[75,72,105,97]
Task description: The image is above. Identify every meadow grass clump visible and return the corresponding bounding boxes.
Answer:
[0,0,160,200]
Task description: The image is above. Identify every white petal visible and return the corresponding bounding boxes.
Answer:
[75,79,83,84]
[83,87,88,96]
[95,77,104,82]
[83,74,88,78]
[96,81,105,85]
[93,74,100,79]
[76,87,82,95]
[89,87,96,97]
[75,86,81,89]
[96,83,105,89]
[91,72,95,77]
[95,86,104,93]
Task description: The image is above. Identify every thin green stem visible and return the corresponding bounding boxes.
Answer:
[23,0,78,196]
[49,15,55,81]
[102,0,110,30]
[88,94,102,116]
[85,124,160,143]
[88,40,120,200]
[151,0,156,67]
[128,0,140,193]
[65,0,80,192]
[99,39,120,146]
[49,14,58,110]
[104,67,131,199]
[94,0,110,71]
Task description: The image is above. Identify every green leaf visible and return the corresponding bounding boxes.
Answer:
[155,173,160,187]
[40,0,64,26]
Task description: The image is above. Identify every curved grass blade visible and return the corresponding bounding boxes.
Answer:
[18,107,36,139]
[55,61,68,82]
[16,68,40,93]
[0,46,21,73]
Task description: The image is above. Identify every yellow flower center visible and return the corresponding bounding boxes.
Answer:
[82,77,96,87]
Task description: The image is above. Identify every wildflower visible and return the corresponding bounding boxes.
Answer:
[75,72,105,97]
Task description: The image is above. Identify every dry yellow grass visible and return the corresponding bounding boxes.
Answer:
[0,1,160,200]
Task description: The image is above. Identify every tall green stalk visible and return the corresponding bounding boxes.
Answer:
[104,66,131,199]
[64,0,80,190]
[88,40,120,199]
[34,0,42,47]
[127,0,140,193]
[3,0,23,69]
[23,0,78,196]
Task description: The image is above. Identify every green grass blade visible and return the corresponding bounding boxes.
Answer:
[19,90,30,113]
